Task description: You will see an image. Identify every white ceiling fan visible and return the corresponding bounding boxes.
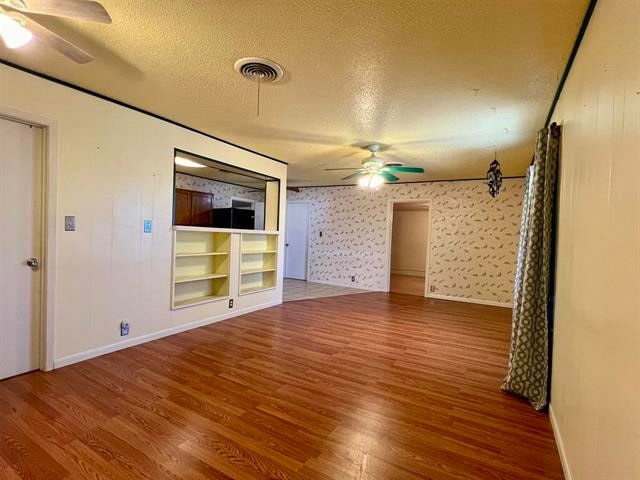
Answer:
[325,144,425,188]
[0,0,111,63]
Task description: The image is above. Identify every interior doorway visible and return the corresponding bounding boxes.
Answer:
[387,201,430,296]
[0,116,44,380]
[284,201,310,280]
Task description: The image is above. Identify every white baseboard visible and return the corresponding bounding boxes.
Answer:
[308,278,380,291]
[549,404,573,480]
[426,293,513,308]
[54,299,282,369]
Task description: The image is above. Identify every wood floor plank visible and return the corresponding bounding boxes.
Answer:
[0,293,564,479]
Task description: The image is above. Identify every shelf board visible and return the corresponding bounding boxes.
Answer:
[173,294,228,309]
[240,285,277,295]
[175,273,228,284]
[241,250,277,254]
[176,252,228,258]
[240,268,277,275]
[174,226,280,235]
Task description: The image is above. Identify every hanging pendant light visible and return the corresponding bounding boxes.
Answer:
[487,149,503,197]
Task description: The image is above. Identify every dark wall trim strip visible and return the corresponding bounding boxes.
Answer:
[0,59,288,166]
[544,0,598,127]
[291,175,526,189]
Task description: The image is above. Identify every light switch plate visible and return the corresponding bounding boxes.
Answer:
[64,216,76,231]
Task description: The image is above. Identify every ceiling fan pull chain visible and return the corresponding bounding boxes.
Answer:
[256,74,262,117]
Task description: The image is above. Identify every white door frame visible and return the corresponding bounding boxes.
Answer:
[383,199,432,296]
[1,107,58,372]
[285,201,311,280]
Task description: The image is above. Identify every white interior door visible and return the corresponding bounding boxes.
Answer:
[285,202,309,280]
[0,117,43,380]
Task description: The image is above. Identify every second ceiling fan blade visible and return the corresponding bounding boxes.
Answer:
[379,171,399,182]
[382,166,425,173]
[16,12,93,62]
[341,171,364,181]
[20,0,112,23]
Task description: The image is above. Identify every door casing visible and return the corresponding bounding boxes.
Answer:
[284,201,311,280]
[1,107,58,372]
[384,199,432,296]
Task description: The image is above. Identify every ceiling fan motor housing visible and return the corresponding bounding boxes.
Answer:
[362,154,384,169]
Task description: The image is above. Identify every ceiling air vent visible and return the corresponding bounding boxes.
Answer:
[234,57,284,83]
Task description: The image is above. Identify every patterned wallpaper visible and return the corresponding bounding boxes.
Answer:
[175,173,265,208]
[287,178,524,304]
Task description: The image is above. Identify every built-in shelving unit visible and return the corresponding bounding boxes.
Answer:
[172,230,230,309]
[240,233,278,295]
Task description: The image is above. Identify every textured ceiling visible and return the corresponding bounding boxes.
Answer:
[0,0,588,186]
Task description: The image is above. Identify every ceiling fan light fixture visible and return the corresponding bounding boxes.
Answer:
[358,173,384,189]
[0,13,32,49]
[175,156,206,169]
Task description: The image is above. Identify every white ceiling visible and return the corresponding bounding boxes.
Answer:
[0,0,588,185]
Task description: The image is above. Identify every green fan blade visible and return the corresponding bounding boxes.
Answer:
[379,171,399,182]
[342,171,364,181]
[381,166,425,173]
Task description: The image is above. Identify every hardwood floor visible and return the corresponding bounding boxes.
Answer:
[0,293,563,479]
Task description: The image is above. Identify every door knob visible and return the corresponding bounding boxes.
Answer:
[26,257,39,270]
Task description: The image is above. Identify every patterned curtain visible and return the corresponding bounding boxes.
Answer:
[502,123,561,410]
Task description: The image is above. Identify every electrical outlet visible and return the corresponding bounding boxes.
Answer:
[430,285,436,292]
[228,299,234,309]
[120,321,130,336]
[319,231,323,237]
[64,215,76,231]
[351,275,355,282]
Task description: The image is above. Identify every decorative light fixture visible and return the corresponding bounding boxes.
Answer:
[487,149,503,197]
[358,172,384,189]
[0,13,32,49]
[175,156,206,168]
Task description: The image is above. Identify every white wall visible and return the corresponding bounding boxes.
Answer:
[550,0,640,478]
[288,178,524,305]
[0,64,287,366]
[391,206,428,277]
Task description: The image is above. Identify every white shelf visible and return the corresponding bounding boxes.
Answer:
[175,273,228,284]
[173,294,228,309]
[172,230,279,307]
[239,285,277,295]
[172,230,231,309]
[239,232,278,295]
[176,252,229,258]
[174,226,280,235]
[241,268,276,275]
